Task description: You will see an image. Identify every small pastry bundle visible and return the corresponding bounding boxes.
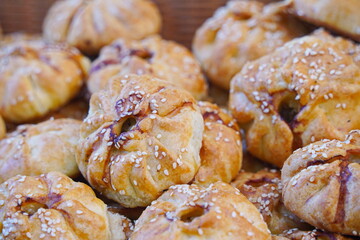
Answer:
[0,40,90,123]
[193,0,307,90]
[229,30,360,167]
[131,182,272,240]
[88,35,208,100]
[77,74,204,208]
[282,130,360,236]
[0,172,132,240]
[0,119,81,183]
[43,0,161,55]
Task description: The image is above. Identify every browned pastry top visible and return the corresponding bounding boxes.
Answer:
[77,74,204,208]
[0,172,130,240]
[229,30,360,167]
[282,130,360,236]
[193,0,307,90]
[0,118,81,183]
[0,40,90,123]
[88,35,208,100]
[43,0,161,55]
[195,101,242,184]
[131,182,271,240]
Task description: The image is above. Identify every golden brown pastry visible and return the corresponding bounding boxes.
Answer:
[0,172,132,240]
[0,118,81,183]
[287,0,360,41]
[88,35,208,100]
[240,128,272,172]
[192,0,307,90]
[0,115,5,139]
[77,74,204,208]
[0,40,90,123]
[131,182,272,240]
[43,0,161,55]
[280,229,355,240]
[195,101,242,184]
[282,130,360,236]
[229,30,360,167]
[232,169,310,234]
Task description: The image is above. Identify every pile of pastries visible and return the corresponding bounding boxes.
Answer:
[0,0,359,239]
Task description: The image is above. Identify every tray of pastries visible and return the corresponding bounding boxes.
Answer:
[0,0,359,239]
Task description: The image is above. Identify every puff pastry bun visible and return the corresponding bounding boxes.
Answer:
[0,40,89,123]
[43,0,161,55]
[88,35,207,100]
[0,172,131,240]
[193,0,307,90]
[230,30,360,167]
[77,74,204,208]
[0,118,81,183]
[282,130,360,236]
[131,182,271,240]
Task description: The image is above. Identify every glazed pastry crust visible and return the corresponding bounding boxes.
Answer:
[77,74,204,208]
[229,30,360,167]
[232,169,310,234]
[193,0,307,90]
[43,0,161,55]
[131,182,271,240]
[288,0,360,41]
[195,101,242,184]
[0,172,130,240]
[88,35,208,100]
[0,118,81,183]
[0,40,89,123]
[282,130,360,236]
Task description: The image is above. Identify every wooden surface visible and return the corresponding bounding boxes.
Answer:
[0,0,228,48]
